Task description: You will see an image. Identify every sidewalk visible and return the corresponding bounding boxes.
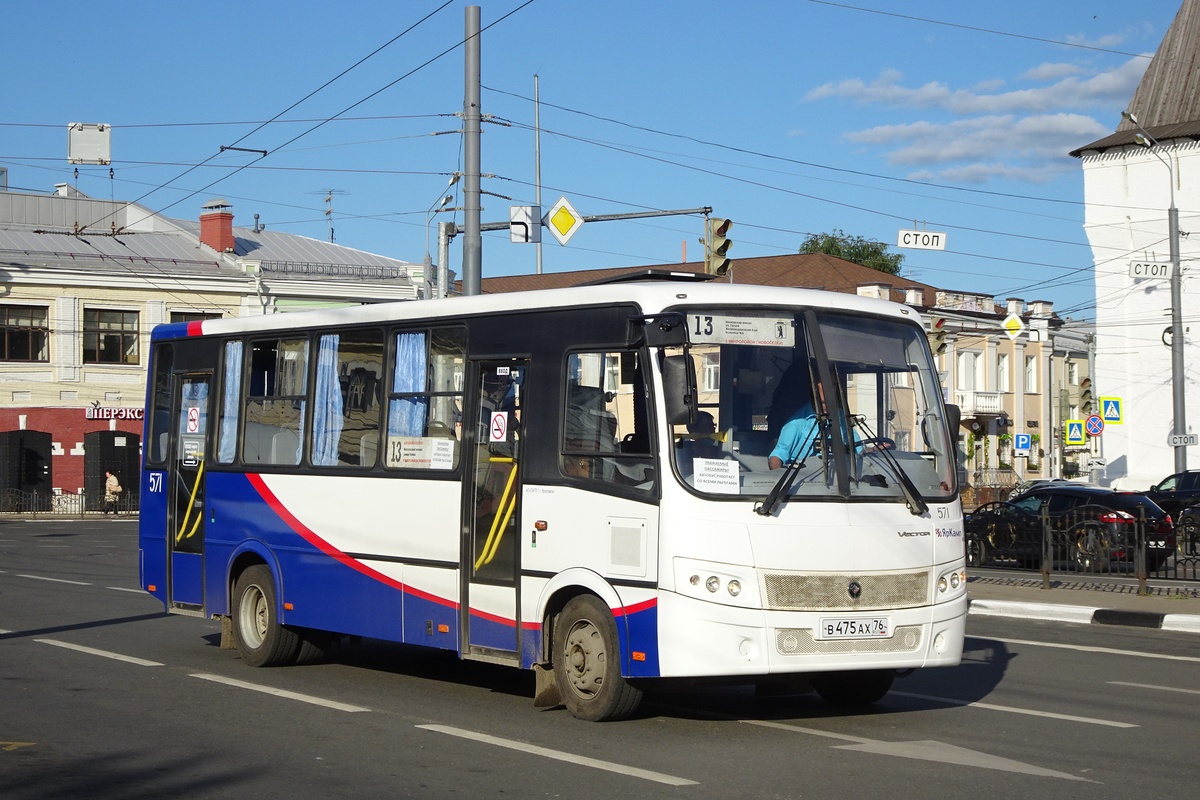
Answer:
[967,573,1200,634]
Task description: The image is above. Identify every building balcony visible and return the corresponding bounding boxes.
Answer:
[954,390,1003,417]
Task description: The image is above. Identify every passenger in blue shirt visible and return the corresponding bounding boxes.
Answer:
[769,400,819,469]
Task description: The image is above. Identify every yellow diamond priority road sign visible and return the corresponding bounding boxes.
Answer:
[545,196,583,246]
[1002,313,1025,341]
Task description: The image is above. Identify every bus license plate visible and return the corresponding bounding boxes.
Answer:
[817,616,891,640]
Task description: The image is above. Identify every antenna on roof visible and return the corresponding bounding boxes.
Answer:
[311,189,348,242]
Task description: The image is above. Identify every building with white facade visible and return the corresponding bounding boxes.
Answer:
[1072,0,1200,489]
[0,184,421,499]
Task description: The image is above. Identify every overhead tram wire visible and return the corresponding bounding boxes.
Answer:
[803,1,1156,61]
[113,0,536,235]
[84,0,458,235]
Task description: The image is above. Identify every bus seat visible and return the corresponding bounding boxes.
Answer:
[270,428,300,465]
[360,431,379,466]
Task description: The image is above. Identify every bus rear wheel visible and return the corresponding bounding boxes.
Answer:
[233,565,302,667]
[812,669,894,706]
[553,594,643,721]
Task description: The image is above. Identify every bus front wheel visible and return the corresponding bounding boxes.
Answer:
[232,565,302,667]
[812,669,894,706]
[553,594,643,721]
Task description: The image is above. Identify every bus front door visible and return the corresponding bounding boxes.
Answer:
[463,360,525,658]
[167,372,211,612]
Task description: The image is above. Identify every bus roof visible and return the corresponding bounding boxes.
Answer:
[154,280,919,341]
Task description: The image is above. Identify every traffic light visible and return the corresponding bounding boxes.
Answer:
[929,316,949,354]
[1080,377,1094,414]
[705,217,732,276]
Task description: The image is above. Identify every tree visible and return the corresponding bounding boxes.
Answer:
[798,229,904,275]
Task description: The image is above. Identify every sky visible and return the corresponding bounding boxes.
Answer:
[1,1,1184,321]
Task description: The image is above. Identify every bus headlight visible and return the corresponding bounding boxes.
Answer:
[675,558,758,608]
[936,567,966,597]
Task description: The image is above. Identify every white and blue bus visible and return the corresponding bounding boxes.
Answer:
[138,276,966,721]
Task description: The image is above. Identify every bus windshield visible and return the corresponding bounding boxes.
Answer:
[670,308,956,505]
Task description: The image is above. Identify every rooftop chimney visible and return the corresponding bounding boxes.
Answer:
[1005,297,1025,316]
[1028,299,1054,317]
[904,287,924,306]
[200,198,236,253]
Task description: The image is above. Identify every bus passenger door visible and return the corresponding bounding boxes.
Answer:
[168,372,211,611]
[463,360,525,658]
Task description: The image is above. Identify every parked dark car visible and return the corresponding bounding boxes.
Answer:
[966,484,1175,572]
[1144,470,1200,518]
[1177,504,1200,557]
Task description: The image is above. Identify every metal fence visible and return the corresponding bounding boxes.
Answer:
[967,502,1200,587]
[0,489,139,517]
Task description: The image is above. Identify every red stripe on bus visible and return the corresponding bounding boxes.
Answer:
[186,320,205,337]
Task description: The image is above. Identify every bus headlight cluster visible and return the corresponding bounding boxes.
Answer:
[936,568,966,595]
[698,574,741,596]
[679,559,755,606]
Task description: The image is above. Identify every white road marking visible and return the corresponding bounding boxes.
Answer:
[105,586,146,594]
[189,673,370,713]
[1109,680,1200,696]
[890,691,1137,728]
[35,639,163,667]
[417,724,699,786]
[743,720,1094,782]
[17,574,91,586]
[979,635,1200,663]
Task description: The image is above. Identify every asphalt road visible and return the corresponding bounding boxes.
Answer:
[3,518,1199,799]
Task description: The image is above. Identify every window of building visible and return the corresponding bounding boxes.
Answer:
[956,351,982,391]
[84,309,139,364]
[1067,360,1079,386]
[996,352,1010,393]
[702,352,720,392]
[171,311,223,324]
[1024,355,1038,393]
[1,305,50,362]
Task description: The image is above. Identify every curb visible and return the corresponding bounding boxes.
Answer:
[968,598,1200,634]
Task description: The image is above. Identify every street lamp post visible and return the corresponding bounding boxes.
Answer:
[1123,110,1187,472]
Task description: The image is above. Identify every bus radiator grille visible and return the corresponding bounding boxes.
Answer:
[762,571,929,611]
[775,625,923,655]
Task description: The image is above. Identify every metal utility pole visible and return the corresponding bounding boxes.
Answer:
[462,5,482,296]
[534,74,543,275]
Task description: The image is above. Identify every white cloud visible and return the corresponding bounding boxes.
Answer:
[806,57,1148,182]
[1022,62,1084,81]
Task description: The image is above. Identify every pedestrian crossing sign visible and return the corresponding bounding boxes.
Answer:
[1065,420,1086,446]
[1099,397,1123,425]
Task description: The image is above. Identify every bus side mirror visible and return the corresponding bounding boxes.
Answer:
[661,354,695,426]
[945,403,961,437]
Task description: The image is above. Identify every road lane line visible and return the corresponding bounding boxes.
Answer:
[190,673,370,712]
[106,586,146,594]
[35,639,163,667]
[890,691,1137,728]
[17,574,92,586]
[1109,680,1200,696]
[742,720,1093,781]
[417,724,699,786]
[977,635,1200,663]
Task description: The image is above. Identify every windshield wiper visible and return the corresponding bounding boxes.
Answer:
[852,416,928,516]
[755,418,824,517]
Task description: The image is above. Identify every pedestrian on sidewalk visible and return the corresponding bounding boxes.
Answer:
[104,470,123,516]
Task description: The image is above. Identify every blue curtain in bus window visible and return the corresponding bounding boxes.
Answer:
[312,334,344,466]
[388,332,427,437]
[217,340,243,463]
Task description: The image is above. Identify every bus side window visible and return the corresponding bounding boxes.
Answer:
[311,330,384,468]
[562,351,653,489]
[384,327,465,471]
[147,343,174,466]
[243,337,309,466]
